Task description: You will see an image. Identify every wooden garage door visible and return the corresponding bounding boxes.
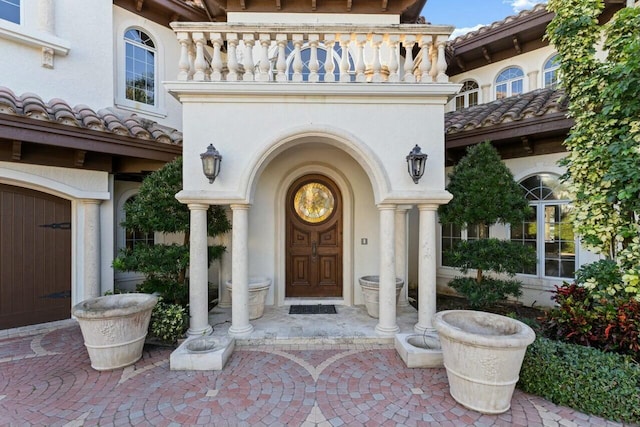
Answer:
[0,184,72,329]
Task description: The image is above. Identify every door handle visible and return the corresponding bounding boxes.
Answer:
[312,242,317,259]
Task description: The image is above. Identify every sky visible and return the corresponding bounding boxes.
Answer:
[421,0,548,38]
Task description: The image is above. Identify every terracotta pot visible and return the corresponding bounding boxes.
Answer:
[433,310,535,414]
[72,293,157,371]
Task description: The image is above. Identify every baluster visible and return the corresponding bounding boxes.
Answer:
[339,34,351,82]
[355,34,366,82]
[402,35,416,82]
[436,35,449,82]
[387,35,400,82]
[275,34,288,82]
[419,35,432,83]
[226,33,239,81]
[210,33,223,81]
[308,34,320,83]
[177,32,190,81]
[257,34,271,82]
[323,35,336,82]
[193,32,208,81]
[242,34,255,81]
[292,34,304,82]
[188,42,195,80]
[371,34,383,82]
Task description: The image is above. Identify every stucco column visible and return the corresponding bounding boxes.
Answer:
[187,203,213,337]
[527,70,539,91]
[376,204,399,336]
[228,204,254,337]
[82,199,101,299]
[481,84,491,103]
[37,0,54,33]
[395,205,412,307]
[415,204,438,333]
[217,206,233,308]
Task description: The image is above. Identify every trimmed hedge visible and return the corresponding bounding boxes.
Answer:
[518,337,640,423]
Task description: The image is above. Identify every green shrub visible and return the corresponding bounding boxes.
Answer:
[519,337,640,424]
[448,277,522,309]
[148,299,189,344]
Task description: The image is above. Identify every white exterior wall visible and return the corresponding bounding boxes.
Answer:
[445,45,558,112]
[0,0,114,108]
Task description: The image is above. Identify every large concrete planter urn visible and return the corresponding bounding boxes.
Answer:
[72,293,158,371]
[433,310,535,414]
[226,277,271,320]
[358,275,404,318]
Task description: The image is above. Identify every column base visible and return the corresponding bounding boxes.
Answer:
[375,323,400,336]
[228,323,254,337]
[187,325,213,337]
[414,324,436,334]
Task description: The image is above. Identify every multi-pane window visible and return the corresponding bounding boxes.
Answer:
[495,67,524,99]
[125,29,156,106]
[454,80,479,110]
[286,44,353,81]
[510,174,575,278]
[124,196,154,250]
[441,223,490,267]
[0,0,20,24]
[543,54,561,89]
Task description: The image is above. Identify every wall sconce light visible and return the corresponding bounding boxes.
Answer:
[200,144,222,184]
[406,144,428,184]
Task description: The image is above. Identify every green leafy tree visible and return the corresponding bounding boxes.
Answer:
[439,142,536,308]
[546,0,640,296]
[113,157,231,305]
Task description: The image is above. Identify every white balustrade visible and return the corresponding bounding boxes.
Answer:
[171,23,452,84]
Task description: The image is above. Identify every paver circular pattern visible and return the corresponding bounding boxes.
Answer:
[0,324,631,426]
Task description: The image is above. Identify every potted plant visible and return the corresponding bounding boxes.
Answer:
[72,293,158,371]
[433,310,535,414]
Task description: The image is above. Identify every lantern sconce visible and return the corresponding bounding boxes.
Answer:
[406,144,428,184]
[200,144,222,184]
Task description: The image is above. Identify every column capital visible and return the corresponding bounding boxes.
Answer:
[230,203,251,211]
[81,199,102,206]
[417,203,439,211]
[395,204,413,212]
[377,203,397,211]
[187,203,209,211]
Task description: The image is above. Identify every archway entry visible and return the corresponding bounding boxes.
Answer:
[0,184,72,329]
[286,174,342,298]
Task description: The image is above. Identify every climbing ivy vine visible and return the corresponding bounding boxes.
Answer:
[546,0,640,295]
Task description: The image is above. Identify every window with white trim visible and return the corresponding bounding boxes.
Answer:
[543,54,561,89]
[123,195,154,250]
[441,223,490,267]
[495,67,524,99]
[510,174,576,278]
[285,43,353,81]
[124,29,156,106]
[455,80,479,110]
[0,0,20,24]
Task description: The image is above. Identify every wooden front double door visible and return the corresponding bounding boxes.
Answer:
[286,175,342,298]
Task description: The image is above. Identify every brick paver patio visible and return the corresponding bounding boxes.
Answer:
[0,322,630,426]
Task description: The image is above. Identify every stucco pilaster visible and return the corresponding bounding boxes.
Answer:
[82,199,102,299]
[187,203,213,336]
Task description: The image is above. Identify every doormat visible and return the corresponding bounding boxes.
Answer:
[289,305,337,315]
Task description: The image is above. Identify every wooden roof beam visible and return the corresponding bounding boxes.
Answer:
[513,36,522,54]
[311,0,316,11]
[275,0,281,10]
[136,0,144,12]
[240,0,246,9]
[347,0,352,11]
[382,0,389,11]
[12,140,21,160]
[481,46,492,63]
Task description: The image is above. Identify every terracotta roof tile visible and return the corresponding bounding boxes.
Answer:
[445,88,569,134]
[449,3,548,46]
[0,87,182,145]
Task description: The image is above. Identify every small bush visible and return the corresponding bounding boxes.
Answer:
[519,337,640,424]
[448,277,522,309]
[148,299,188,344]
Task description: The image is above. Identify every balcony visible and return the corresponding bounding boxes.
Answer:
[170,22,453,84]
